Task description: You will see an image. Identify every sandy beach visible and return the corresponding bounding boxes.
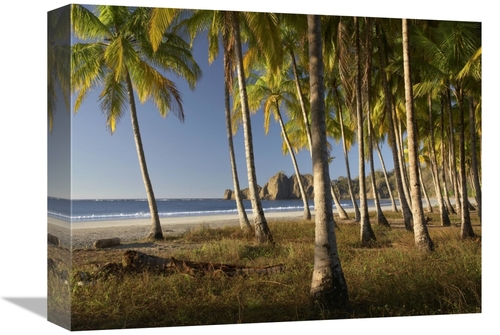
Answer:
[48,200,435,249]
[48,210,309,249]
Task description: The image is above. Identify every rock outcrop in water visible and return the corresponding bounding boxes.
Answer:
[223,172,314,201]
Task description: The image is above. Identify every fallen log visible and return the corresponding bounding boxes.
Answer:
[48,233,60,246]
[73,249,285,285]
[122,250,285,277]
[93,237,121,249]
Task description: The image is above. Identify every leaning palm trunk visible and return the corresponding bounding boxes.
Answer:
[447,87,462,216]
[331,183,349,220]
[469,97,481,223]
[355,17,375,243]
[419,163,433,213]
[290,49,314,157]
[402,18,433,251]
[440,102,456,215]
[369,133,390,227]
[223,44,251,231]
[308,14,349,310]
[457,93,475,238]
[428,95,451,226]
[364,17,388,228]
[290,49,346,220]
[125,71,163,240]
[334,89,360,221]
[394,108,412,210]
[231,12,273,244]
[375,20,413,230]
[375,140,398,212]
[276,105,311,221]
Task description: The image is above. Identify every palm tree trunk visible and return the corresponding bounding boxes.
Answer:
[375,20,413,231]
[369,131,390,227]
[394,107,412,210]
[440,99,456,215]
[355,17,376,243]
[125,70,163,241]
[364,17,388,228]
[457,91,475,238]
[419,163,433,213]
[469,96,481,223]
[276,105,311,221]
[290,48,313,157]
[223,42,251,231]
[447,87,462,216]
[428,95,451,226]
[331,182,349,220]
[334,88,360,221]
[402,18,433,251]
[231,12,273,245]
[375,140,398,212]
[308,14,349,310]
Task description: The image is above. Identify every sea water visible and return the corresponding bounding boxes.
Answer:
[47,197,396,222]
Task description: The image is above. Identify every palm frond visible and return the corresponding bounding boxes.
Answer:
[71,4,109,40]
[99,72,127,133]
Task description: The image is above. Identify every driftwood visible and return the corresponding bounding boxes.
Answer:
[70,250,285,285]
[122,250,285,277]
[48,233,60,246]
[93,237,121,249]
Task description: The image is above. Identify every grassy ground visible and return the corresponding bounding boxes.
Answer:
[48,209,481,331]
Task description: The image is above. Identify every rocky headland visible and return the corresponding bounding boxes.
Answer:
[223,172,314,201]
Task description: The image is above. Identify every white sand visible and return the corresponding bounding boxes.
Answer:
[48,200,438,249]
[47,211,307,249]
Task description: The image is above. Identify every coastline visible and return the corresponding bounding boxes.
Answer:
[47,200,437,249]
[48,210,306,249]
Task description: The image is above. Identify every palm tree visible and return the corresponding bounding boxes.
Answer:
[333,16,362,222]
[308,14,349,310]
[174,9,253,231]
[375,18,413,231]
[231,11,275,244]
[354,17,376,243]
[71,5,201,240]
[48,6,71,132]
[222,28,252,231]
[238,66,312,221]
[402,18,434,251]
[364,17,390,228]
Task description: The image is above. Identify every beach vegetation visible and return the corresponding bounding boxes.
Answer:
[49,210,480,330]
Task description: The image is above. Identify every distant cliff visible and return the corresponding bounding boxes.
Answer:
[223,172,314,201]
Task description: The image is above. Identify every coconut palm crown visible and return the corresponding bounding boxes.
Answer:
[70,5,201,239]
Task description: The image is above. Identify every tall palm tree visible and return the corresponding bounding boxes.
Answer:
[235,66,311,221]
[334,16,362,222]
[71,5,201,240]
[222,28,252,231]
[375,18,413,231]
[354,17,376,243]
[308,14,349,310]
[364,17,390,228]
[231,11,275,244]
[426,94,451,226]
[402,18,434,251]
[173,9,253,231]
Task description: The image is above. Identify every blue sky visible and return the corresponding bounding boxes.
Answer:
[48,7,399,200]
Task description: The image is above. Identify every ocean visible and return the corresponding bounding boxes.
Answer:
[47,197,396,222]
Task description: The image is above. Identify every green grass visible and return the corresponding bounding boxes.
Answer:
[49,210,481,330]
